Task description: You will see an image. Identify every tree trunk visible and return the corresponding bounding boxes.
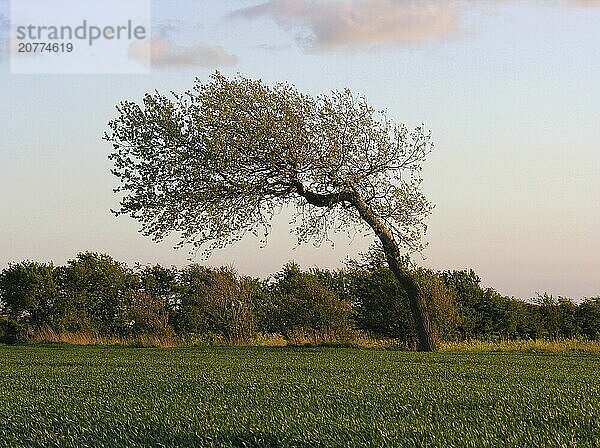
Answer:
[384,251,437,352]
[351,193,437,352]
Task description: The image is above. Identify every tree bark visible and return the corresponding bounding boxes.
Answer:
[384,251,437,352]
[351,193,437,352]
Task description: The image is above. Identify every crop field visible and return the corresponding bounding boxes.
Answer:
[0,346,599,447]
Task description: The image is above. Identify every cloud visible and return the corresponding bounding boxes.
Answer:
[230,0,460,52]
[129,38,238,68]
[572,0,600,6]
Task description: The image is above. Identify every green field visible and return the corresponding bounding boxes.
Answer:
[0,346,599,447]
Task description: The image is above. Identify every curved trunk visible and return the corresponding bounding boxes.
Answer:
[384,252,437,352]
[352,194,437,352]
[292,181,437,351]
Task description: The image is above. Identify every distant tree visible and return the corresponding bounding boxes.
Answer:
[128,291,174,338]
[576,297,600,340]
[138,264,180,316]
[496,296,539,341]
[0,261,57,332]
[261,263,354,344]
[59,252,140,335]
[439,270,486,339]
[106,73,437,350]
[440,269,520,340]
[535,293,562,340]
[174,265,255,344]
[557,297,578,339]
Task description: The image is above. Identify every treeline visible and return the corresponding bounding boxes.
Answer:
[1,252,599,346]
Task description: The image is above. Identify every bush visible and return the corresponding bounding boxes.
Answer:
[173,265,256,344]
[346,266,414,341]
[0,318,27,344]
[577,298,600,340]
[258,263,355,344]
[0,261,58,332]
[128,292,174,338]
[56,252,141,335]
[339,260,460,345]
[2,251,599,347]
[413,268,461,341]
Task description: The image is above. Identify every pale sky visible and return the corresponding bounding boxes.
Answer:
[1,0,599,299]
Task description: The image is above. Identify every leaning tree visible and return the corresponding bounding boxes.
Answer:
[105,72,437,351]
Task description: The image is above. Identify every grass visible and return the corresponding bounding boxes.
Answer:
[440,338,600,353]
[28,328,600,352]
[0,345,599,447]
[27,328,399,349]
[30,327,180,348]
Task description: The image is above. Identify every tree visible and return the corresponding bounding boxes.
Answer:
[105,73,437,350]
[128,291,174,338]
[576,297,600,340]
[535,293,562,341]
[348,265,415,342]
[557,297,578,339]
[59,252,140,335]
[0,261,58,332]
[138,264,180,319]
[259,263,354,344]
[174,265,255,344]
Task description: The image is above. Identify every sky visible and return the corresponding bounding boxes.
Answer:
[0,0,599,299]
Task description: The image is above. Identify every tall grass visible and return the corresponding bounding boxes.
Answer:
[27,328,600,352]
[440,338,600,353]
[31,328,179,348]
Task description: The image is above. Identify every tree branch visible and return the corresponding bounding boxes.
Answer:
[293,181,354,208]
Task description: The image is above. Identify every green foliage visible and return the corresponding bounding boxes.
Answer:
[138,264,179,313]
[1,345,600,447]
[413,268,461,341]
[57,252,141,335]
[173,265,256,344]
[534,293,580,340]
[0,261,58,332]
[577,297,600,340]
[558,297,578,339]
[0,317,26,344]
[105,73,433,255]
[334,259,460,344]
[259,263,354,343]
[439,270,542,340]
[346,265,415,341]
[1,253,600,346]
[128,292,174,338]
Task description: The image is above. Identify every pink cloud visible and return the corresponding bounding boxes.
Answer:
[230,0,460,52]
[129,38,238,68]
[571,0,600,6]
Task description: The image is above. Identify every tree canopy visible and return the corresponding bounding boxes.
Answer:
[106,72,433,255]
